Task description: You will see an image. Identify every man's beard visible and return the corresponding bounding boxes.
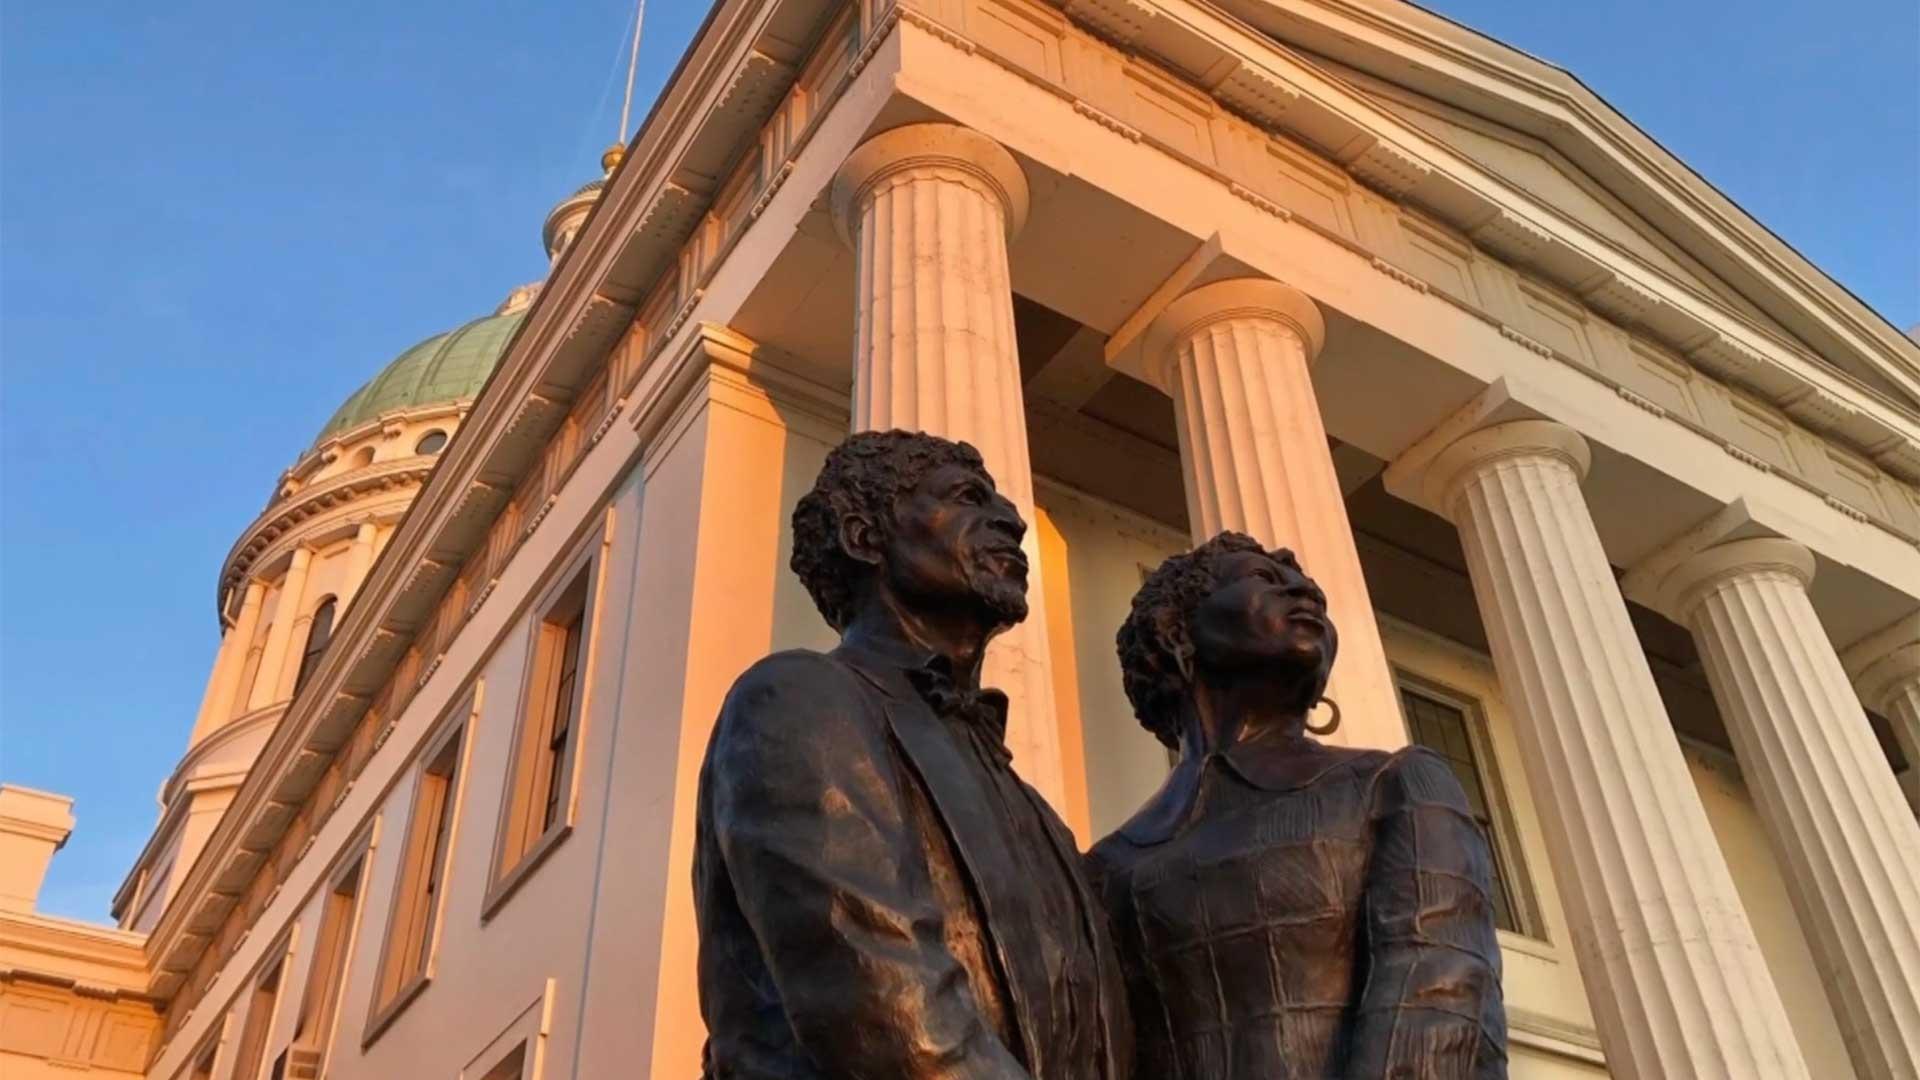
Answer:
[964,562,1029,628]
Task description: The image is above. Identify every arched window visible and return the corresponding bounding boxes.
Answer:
[294,597,338,694]
[415,430,449,455]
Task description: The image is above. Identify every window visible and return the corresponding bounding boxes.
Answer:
[186,1037,219,1080]
[1398,682,1536,936]
[290,851,367,1073]
[367,723,466,1039]
[294,598,338,694]
[490,566,594,907]
[231,958,285,1080]
[481,1044,528,1080]
[415,430,449,455]
[352,445,377,468]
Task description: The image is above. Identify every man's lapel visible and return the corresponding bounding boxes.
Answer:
[837,646,1024,901]
[833,645,1045,1059]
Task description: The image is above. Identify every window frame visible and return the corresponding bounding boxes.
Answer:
[478,1043,530,1080]
[1393,668,1544,940]
[484,522,611,918]
[179,1013,228,1080]
[290,830,375,1075]
[294,595,339,695]
[458,986,553,1080]
[229,934,296,1080]
[363,691,478,1046]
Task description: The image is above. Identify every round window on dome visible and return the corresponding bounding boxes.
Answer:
[415,430,450,455]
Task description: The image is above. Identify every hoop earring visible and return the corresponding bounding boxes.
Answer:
[1306,696,1342,736]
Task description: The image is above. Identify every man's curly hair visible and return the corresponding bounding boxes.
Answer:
[791,430,988,631]
[1117,533,1327,749]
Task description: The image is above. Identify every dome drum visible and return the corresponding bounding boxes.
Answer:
[285,404,465,499]
[218,467,424,619]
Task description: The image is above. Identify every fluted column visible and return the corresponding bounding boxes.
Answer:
[830,123,1064,803]
[191,579,265,744]
[342,521,380,606]
[248,547,313,711]
[1387,419,1809,1080]
[1660,539,1920,1079]
[1140,278,1402,748]
[1853,636,1920,816]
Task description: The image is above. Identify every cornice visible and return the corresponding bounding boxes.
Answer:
[158,705,284,810]
[218,459,431,614]
[0,910,153,1001]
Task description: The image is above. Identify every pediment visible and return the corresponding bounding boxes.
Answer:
[1212,0,1920,411]
[1334,67,1797,337]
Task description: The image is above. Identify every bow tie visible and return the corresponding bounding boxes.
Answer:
[905,659,1012,760]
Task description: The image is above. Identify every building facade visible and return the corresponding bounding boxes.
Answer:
[4,0,1919,1077]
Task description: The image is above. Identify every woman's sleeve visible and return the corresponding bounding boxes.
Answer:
[1347,747,1508,1079]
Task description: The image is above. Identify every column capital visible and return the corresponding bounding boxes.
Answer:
[830,123,1030,246]
[1137,277,1326,390]
[1851,639,1920,715]
[1653,536,1816,622]
[1391,418,1590,520]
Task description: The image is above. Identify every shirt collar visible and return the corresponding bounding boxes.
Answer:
[835,633,1011,749]
[1116,734,1361,846]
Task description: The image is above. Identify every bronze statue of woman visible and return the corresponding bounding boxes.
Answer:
[1087,532,1506,1078]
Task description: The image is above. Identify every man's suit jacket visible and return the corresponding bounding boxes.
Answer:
[693,644,1131,1079]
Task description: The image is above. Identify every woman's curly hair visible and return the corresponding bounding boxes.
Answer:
[790,430,987,631]
[1117,533,1327,748]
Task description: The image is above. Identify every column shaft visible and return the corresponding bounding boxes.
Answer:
[1676,541,1920,1079]
[834,124,1065,804]
[199,580,266,738]
[1418,421,1809,1079]
[249,547,313,711]
[1156,283,1402,748]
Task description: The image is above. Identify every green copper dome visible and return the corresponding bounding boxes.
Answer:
[314,309,525,446]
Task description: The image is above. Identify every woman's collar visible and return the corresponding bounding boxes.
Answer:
[1115,734,1358,846]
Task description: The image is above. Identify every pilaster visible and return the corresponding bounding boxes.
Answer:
[249,547,313,711]
[342,521,380,607]
[198,579,266,742]
[1386,415,1810,1080]
[568,326,847,1080]
[831,122,1067,804]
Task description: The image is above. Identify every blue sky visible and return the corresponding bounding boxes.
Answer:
[2,1,1914,921]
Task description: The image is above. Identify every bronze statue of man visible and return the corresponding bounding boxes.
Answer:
[694,430,1130,1079]
[1088,533,1506,1078]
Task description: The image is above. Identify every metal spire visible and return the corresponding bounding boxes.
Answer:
[608,0,647,173]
